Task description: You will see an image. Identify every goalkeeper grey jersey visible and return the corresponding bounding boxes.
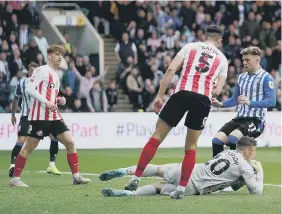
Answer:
[190,150,263,195]
[167,150,263,195]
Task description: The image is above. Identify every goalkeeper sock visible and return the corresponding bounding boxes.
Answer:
[126,164,158,177]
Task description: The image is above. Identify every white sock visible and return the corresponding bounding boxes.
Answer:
[49,162,55,168]
[73,173,80,179]
[10,164,15,168]
[126,164,158,177]
[176,185,185,192]
[13,177,20,181]
[134,185,157,196]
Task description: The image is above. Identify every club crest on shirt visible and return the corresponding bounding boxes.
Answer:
[268,81,274,89]
[49,82,55,89]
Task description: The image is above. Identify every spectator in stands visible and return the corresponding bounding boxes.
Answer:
[18,2,33,26]
[19,24,29,50]
[75,55,86,76]
[126,66,144,111]
[259,21,277,49]
[35,53,44,66]
[61,60,80,98]
[91,1,112,36]
[0,71,9,110]
[161,28,177,50]
[147,31,161,53]
[9,33,19,52]
[73,65,107,111]
[33,28,48,62]
[240,12,259,39]
[9,48,24,77]
[82,56,92,72]
[0,52,10,81]
[63,33,72,55]
[115,32,138,65]
[0,39,12,64]
[87,81,108,112]
[106,79,118,112]
[23,38,41,67]
[142,79,155,111]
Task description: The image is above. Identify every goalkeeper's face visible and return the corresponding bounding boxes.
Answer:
[244,146,257,161]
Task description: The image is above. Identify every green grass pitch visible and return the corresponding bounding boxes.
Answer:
[0,148,280,214]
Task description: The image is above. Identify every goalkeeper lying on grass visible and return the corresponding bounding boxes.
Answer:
[100,136,263,197]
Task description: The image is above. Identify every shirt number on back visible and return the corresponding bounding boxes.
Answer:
[195,52,213,73]
[205,158,231,175]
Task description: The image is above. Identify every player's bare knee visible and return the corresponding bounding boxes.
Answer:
[64,140,76,152]
[214,132,228,144]
[17,136,26,144]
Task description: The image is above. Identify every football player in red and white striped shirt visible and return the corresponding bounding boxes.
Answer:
[10,45,91,187]
[125,25,228,199]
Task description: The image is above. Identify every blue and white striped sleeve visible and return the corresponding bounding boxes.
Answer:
[14,81,22,98]
[249,74,276,108]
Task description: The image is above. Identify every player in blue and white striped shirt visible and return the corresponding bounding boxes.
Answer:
[9,63,61,177]
[211,46,276,157]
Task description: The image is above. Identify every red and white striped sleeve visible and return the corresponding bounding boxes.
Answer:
[26,68,48,104]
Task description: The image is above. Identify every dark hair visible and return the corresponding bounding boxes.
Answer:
[205,25,223,38]
[237,136,257,150]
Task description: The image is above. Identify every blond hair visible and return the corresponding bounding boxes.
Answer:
[240,46,262,57]
[47,45,65,55]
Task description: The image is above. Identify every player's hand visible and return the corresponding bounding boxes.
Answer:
[45,101,57,112]
[57,97,66,106]
[153,96,165,114]
[11,115,17,125]
[238,95,250,106]
[211,98,223,108]
[250,160,263,172]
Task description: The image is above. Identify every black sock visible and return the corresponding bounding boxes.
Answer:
[11,143,23,164]
[212,143,224,158]
[49,139,59,162]
[229,144,236,150]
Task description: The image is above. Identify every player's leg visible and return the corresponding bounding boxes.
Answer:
[212,120,240,157]
[47,134,61,175]
[228,119,264,150]
[99,164,159,181]
[53,120,90,184]
[171,96,210,199]
[9,117,29,177]
[10,136,40,187]
[9,136,26,177]
[125,92,187,191]
[102,182,163,197]
[10,121,44,187]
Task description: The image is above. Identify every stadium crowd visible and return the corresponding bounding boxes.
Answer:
[0,1,281,113]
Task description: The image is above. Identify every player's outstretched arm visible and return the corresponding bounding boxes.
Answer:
[222,84,240,108]
[240,160,264,195]
[249,75,276,108]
